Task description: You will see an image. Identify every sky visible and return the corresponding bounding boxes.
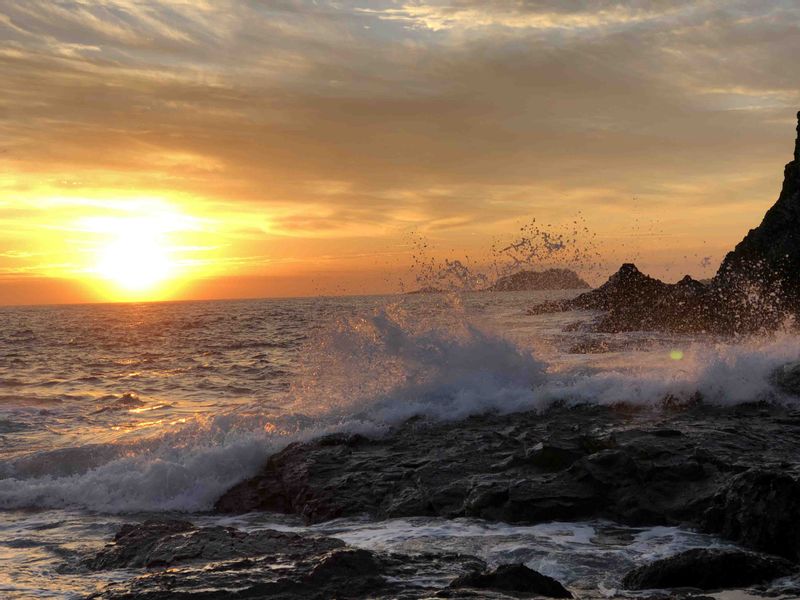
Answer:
[1,0,799,304]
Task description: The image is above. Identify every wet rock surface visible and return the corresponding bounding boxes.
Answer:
[703,469,800,560]
[449,563,573,598]
[83,520,489,599]
[84,519,344,570]
[621,548,795,591]
[77,516,799,600]
[215,403,800,560]
[79,402,800,599]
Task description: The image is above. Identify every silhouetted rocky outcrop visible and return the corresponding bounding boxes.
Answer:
[488,268,589,291]
[531,112,800,334]
[716,111,800,303]
[529,263,716,332]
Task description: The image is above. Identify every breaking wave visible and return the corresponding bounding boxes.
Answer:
[0,297,799,513]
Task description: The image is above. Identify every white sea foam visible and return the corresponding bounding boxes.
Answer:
[543,332,800,407]
[287,303,550,423]
[1,300,799,513]
[223,516,738,591]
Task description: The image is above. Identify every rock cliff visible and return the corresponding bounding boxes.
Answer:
[531,111,800,334]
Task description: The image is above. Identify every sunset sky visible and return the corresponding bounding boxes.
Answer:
[1,0,799,304]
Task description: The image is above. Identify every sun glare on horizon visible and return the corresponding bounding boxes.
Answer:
[78,200,204,301]
[96,230,174,294]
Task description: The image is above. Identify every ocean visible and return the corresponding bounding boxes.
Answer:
[1,291,798,598]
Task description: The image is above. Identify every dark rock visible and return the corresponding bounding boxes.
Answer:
[84,519,193,569]
[526,442,583,472]
[487,268,590,292]
[85,519,344,570]
[529,264,718,333]
[715,111,800,315]
[568,263,671,312]
[84,521,485,599]
[214,403,800,560]
[450,564,572,598]
[702,469,800,560]
[529,112,800,334]
[307,548,383,580]
[621,548,794,590]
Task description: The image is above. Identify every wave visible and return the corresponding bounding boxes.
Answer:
[0,303,798,513]
[543,333,800,407]
[285,302,549,423]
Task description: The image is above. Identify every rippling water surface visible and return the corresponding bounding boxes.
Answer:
[1,291,798,598]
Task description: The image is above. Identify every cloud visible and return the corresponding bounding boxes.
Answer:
[358,0,692,32]
[1,0,799,294]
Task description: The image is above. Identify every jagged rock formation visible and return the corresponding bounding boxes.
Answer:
[215,402,800,565]
[528,264,717,333]
[530,112,800,334]
[716,111,800,304]
[488,268,590,292]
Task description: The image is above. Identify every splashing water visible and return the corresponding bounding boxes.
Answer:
[406,215,602,293]
[0,291,799,515]
[1,290,800,599]
[287,300,548,424]
[489,216,602,281]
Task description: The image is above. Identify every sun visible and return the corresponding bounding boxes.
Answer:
[76,199,203,301]
[95,230,176,295]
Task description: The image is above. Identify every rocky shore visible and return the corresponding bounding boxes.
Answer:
[82,520,490,599]
[74,400,800,599]
[214,402,800,561]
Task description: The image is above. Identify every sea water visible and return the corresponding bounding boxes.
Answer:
[1,291,798,598]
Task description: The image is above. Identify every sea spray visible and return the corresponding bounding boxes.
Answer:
[286,300,549,423]
[541,331,800,407]
[1,293,799,513]
[405,215,602,293]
